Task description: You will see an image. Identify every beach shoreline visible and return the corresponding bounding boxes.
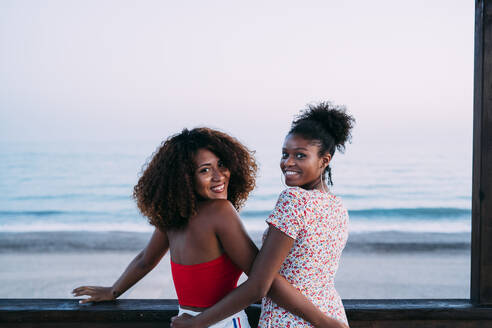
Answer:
[0,230,470,299]
[0,230,471,253]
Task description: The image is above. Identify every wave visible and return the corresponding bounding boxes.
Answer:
[0,231,150,252]
[345,241,470,253]
[240,207,471,220]
[348,207,470,219]
[240,210,271,218]
[0,207,471,234]
[10,194,131,201]
[0,222,153,233]
[0,210,108,217]
[346,231,470,253]
[0,231,470,253]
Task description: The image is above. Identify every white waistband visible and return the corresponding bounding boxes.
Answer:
[177,307,250,328]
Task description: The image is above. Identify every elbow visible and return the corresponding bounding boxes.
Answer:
[135,252,154,271]
[250,279,271,299]
[137,260,153,271]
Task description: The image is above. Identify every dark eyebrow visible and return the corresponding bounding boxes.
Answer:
[197,163,212,169]
[283,147,308,151]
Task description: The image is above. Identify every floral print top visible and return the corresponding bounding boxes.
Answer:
[258,187,349,327]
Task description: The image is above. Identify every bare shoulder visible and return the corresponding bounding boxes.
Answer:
[197,199,239,224]
[199,199,235,212]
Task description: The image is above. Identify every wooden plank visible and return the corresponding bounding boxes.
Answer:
[0,324,170,328]
[0,298,178,311]
[344,299,492,321]
[1,321,490,328]
[2,299,492,323]
[472,0,492,305]
[471,0,484,304]
[482,0,492,305]
[0,299,177,323]
[349,321,492,328]
[0,299,261,328]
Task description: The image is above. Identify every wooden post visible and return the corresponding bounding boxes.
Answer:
[471,0,492,305]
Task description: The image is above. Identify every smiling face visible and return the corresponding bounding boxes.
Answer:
[193,148,230,200]
[280,134,331,190]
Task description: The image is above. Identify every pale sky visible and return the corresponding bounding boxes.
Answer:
[0,0,474,149]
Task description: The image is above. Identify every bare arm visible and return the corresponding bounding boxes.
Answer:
[72,227,169,303]
[171,201,345,328]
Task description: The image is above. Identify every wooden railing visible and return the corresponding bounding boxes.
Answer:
[1,299,492,328]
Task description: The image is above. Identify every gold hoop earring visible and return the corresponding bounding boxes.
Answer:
[320,169,327,193]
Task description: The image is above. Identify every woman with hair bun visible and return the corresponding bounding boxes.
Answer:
[172,102,354,328]
[72,127,340,328]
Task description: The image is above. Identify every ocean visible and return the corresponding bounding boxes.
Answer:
[0,138,472,252]
[0,137,472,298]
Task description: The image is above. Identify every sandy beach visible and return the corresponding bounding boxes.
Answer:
[0,252,177,299]
[0,231,470,300]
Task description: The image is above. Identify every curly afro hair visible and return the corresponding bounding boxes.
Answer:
[133,127,257,231]
[289,101,355,186]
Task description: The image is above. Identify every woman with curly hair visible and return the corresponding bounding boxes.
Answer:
[72,127,342,328]
[171,103,354,328]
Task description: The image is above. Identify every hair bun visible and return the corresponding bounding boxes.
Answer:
[292,101,355,152]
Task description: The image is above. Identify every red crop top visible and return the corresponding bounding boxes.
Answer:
[170,253,243,308]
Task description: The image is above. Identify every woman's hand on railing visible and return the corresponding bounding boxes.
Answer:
[170,313,198,328]
[71,286,115,304]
